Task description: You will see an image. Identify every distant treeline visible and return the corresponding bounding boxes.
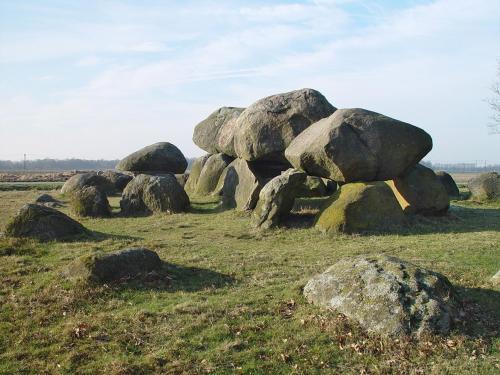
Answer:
[421,161,500,173]
[0,158,196,172]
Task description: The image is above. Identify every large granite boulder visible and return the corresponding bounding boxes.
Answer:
[285,108,432,182]
[5,204,88,241]
[71,186,111,217]
[296,175,328,197]
[304,255,458,337]
[116,142,187,174]
[61,172,114,196]
[252,169,307,229]
[185,154,211,193]
[193,107,245,155]
[217,108,246,157]
[468,172,500,200]
[436,171,460,199]
[196,153,234,195]
[388,164,450,215]
[315,182,405,234]
[67,248,162,283]
[234,89,336,162]
[120,174,190,215]
[99,170,133,192]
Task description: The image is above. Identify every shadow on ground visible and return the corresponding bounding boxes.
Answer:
[285,197,500,234]
[455,286,500,338]
[113,261,236,292]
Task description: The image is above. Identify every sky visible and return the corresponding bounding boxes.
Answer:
[0,0,499,164]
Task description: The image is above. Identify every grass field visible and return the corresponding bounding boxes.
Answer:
[0,188,499,374]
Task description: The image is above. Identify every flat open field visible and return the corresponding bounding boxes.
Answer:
[0,189,499,374]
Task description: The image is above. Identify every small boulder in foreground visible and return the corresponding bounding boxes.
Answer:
[68,248,162,283]
[304,255,458,337]
[71,186,111,217]
[5,204,88,241]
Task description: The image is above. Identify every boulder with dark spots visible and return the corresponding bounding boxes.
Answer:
[120,174,190,215]
[388,164,450,215]
[296,176,328,197]
[234,88,336,162]
[61,172,115,196]
[67,248,162,283]
[5,204,88,241]
[315,182,405,234]
[116,142,187,174]
[185,154,211,193]
[193,107,245,154]
[71,186,111,217]
[252,169,306,229]
[195,153,234,195]
[285,108,432,182]
[435,171,460,199]
[304,255,458,337]
[98,170,133,192]
[468,172,500,200]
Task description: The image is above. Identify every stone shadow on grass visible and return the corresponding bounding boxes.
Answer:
[454,286,500,339]
[114,261,235,293]
[83,230,142,242]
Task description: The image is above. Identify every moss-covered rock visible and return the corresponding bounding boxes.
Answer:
[67,248,162,283]
[304,255,458,337]
[71,186,111,217]
[120,174,190,215]
[296,175,327,197]
[185,154,211,193]
[468,172,500,200]
[315,182,405,234]
[5,204,88,241]
[35,194,63,208]
[116,142,187,174]
[388,164,450,215]
[195,153,234,195]
[252,169,306,229]
[61,172,115,196]
[436,171,460,199]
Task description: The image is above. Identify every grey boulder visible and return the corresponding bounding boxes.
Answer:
[195,153,234,195]
[304,255,458,337]
[5,204,88,241]
[68,248,162,283]
[99,170,133,192]
[234,88,336,162]
[71,186,111,218]
[252,169,306,229]
[193,107,245,154]
[116,142,187,174]
[61,172,115,196]
[468,172,500,200]
[120,174,190,215]
[436,171,460,199]
[296,175,328,197]
[285,108,432,182]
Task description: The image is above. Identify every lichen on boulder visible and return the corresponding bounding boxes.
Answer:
[252,168,306,229]
[120,174,190,215]
[71,186,111,217]
[67,248,162,283]
[195,153,234,195]
[315,182,405,234]
[185,154,211,193]
[61,172,115,196]
[304,255,458,337]
[5,204,88,241]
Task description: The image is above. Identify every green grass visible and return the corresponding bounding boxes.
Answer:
[0,182,64,191]
[0,190,499,374]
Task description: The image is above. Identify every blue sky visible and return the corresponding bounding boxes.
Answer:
[0,0,499,163]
